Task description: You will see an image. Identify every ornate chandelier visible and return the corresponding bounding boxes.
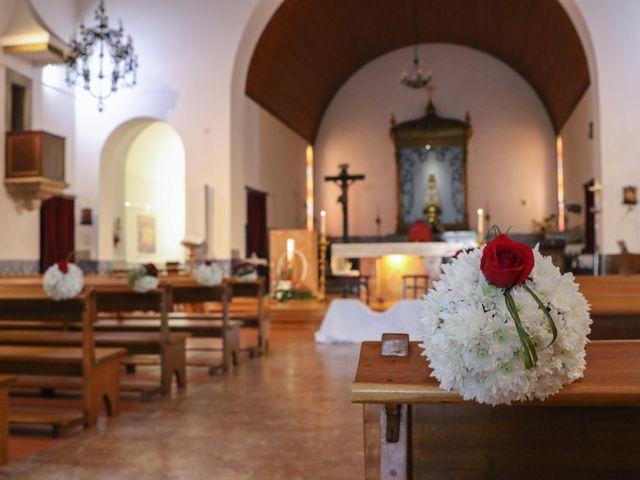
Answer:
[65,0,138,111]
[400,45,432,89]
[400,0,431,90]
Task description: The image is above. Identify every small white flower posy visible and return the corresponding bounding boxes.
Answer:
[43,262,84,301]
[195,263,223,286]
[418,246,592,406]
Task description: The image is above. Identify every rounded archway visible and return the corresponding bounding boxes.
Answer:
[99,119,186,266]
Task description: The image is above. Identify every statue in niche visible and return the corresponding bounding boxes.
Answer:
[390,100,472,233]
[423,174,443,232]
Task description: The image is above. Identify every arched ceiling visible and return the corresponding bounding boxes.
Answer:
[246,0,590,142]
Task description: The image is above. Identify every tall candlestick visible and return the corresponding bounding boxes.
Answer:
[286,238,295,264]
[320,210,327,238]
[477,208,484,245]
[306,145,314,231]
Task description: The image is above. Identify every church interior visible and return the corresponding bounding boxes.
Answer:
[0,0,639,478]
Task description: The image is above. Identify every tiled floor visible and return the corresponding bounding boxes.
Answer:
[0,329,364,479]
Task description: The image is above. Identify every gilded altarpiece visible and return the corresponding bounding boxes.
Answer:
[390,101,472,233]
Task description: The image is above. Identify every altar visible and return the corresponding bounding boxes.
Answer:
[331,241,466,301]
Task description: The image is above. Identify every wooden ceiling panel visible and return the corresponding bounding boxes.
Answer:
[247,0,589,142]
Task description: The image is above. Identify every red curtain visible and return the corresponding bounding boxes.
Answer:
[40,196,75,272]
[246,189,267,258]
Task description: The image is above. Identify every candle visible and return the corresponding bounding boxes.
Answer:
[306,145,314,231]
[286,238,295,263]
[477,208,484,245]
[320,210,327,238]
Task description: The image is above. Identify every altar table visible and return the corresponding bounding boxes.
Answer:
[332,242,463,301]
[352,335,640,480]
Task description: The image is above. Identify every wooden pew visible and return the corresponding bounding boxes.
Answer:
[352,334,640,479]
[575,275,640,339]
[226,279,270,356]
[95,279,240,374]
[161,275,269,356]
[0,376,15,466]
[0,285,125,428]
[93,283,186,396]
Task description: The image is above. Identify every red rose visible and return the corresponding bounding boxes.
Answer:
[480,234,534,288]
[57,260,69,274]
[144,263,158,277]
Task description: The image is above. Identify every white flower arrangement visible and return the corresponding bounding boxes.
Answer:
[195,262,223,286]
[419,237,591,406]
[234,263,258,282]
[128,263,159,293]
[43,261,85,300]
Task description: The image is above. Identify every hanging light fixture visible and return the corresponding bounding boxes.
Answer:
[400,0,432,90]
[65,0,138,111]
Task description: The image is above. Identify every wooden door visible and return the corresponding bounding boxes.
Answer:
[584,179,595,254]
[40,196,75,272]
[246,188,267,259]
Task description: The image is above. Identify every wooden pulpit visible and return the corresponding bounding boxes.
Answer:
[352,335,640,479]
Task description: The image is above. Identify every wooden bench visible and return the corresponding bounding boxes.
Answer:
[93,283,186,395]
[225,278,270,355]
[0,375,15,466]
[575,275,640,339]
[0,286,125,428]
[352,334,640,479]
[96,280,241,374]
[165,276,269,355]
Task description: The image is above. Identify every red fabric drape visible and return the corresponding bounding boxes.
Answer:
[40,196,75,272]
[246,189,267,258]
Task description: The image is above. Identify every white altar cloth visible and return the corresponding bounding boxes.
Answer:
[314,299,422,344]
[331,241,463,259]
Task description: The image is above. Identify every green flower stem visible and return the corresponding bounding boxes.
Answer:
[505,290,537,369]
[522,283,558,348]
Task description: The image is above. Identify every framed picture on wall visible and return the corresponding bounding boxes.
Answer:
[137,214,156,253]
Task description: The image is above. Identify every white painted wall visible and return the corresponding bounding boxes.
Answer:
[123,122,186,265]
[243,97,307,234]
[69,0,261,261]
[559,87,597,232]
[573,0,640,253]
[315,44,557,237]
[0,1,77,262]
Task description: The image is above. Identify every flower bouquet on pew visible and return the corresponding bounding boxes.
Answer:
[128,263,159,292]
[233,262,258,282]
[418,227,592,405]
[195,260,223,286]
[43,260,84,300]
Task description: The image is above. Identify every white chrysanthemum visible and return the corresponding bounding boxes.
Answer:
[195,263,223,286]
[133,275,159,293]
[236,271,258,282]
[418,246,592,406]
[43,263,84,300]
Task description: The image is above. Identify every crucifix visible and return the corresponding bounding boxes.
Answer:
[324,164,365,242]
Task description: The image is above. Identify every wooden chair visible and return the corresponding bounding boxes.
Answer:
[0,285,125,429]
[0,376,15,466]
[401,274,429,299]
[336,274,371,305]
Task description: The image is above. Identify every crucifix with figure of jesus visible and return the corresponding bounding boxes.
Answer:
[324,164,365,242]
